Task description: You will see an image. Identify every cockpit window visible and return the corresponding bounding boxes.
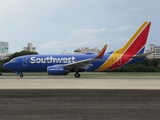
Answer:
[10,59,17,63]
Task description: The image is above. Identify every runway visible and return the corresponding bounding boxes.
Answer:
[0,76,160,120]
[0,76,160,89]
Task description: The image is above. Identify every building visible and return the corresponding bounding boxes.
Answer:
[61,50,71,54]
[145,44,160,59]
[74,47,100,54]
[0,53,12,60]
[0,41,8,53]
[0,41,10,60]
[23,43,36,52]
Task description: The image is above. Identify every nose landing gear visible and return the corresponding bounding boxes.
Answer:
[20,73,24,78]
[17,72,23,78]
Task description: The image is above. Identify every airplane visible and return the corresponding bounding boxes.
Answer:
[3,22,152,78]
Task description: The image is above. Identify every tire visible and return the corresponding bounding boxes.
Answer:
[20,74,23,78]
[75,73,80,78]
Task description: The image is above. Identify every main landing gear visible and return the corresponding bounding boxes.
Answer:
[74,72,80,78]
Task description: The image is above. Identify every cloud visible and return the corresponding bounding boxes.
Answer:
[40,41,63,48]
[124,7,142,12]
[106,25,137,33]
[40,25,134,53]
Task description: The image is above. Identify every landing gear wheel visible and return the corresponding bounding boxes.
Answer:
[20,73,23,78]
[75,72,80,78]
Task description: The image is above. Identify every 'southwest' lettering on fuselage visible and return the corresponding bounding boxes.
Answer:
[30,56,76,64]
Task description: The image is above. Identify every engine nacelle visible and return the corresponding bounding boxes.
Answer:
[47,65,68,75]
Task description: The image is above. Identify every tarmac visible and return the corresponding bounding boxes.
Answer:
[0,76,160,120]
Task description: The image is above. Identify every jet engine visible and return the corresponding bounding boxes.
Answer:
[47,65,68,75]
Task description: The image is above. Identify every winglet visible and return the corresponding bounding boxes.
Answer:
[94,44,107,59]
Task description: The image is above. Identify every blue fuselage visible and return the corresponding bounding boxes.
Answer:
[3,53,145,73]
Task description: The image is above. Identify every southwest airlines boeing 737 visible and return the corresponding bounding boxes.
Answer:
[3,22,152,78]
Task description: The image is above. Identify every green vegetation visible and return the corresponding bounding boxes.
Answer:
[111,58,160,72]
[2,72,160,76]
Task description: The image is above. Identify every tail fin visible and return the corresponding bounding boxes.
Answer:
[116,22,151,55]
[95,22,151,71]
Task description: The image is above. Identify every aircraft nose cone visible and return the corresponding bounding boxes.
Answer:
[3,62,10,70]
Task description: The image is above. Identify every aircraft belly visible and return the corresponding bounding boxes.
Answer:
[21,64,48,72]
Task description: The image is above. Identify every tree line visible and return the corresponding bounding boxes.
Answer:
[0,51,160,72]
[110,58,160,72]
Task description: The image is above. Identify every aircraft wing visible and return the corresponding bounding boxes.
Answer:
[64,45,107,69]
[132,51,154,58]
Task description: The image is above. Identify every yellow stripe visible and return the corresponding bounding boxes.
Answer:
[96,22,148,71]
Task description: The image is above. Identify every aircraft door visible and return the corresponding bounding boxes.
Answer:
[22,57,27,66]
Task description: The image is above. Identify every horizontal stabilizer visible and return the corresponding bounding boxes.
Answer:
[132,51,154,58]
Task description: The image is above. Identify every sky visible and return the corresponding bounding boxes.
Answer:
[0,0,160,54]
